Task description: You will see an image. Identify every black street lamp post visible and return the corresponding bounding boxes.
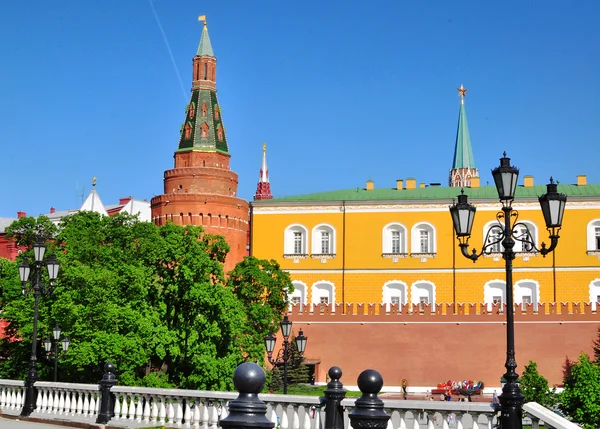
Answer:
[43,325,70,382]
[449,153,566,429]
[264,315,307,394]
[19,239,60,417]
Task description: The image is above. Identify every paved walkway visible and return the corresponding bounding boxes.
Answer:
[0,417,69,428]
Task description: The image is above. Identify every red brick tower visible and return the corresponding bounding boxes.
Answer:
[253,143,273,200]
[151,20,249,272]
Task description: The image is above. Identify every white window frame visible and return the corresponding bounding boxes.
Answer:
[311,281,336,311]
[382,222,408,254]
[586,220,600,251]
[288,281,307,310]
[484,280,506,312]
[410,281,436,308]
[382,281,408,312]
[589,279,600,311]
[410,223,436,254]
[284,224,308,255]
[311,224,336,255]
[513,221,538,253]
[514,280,540,311]
[483,221,504,253]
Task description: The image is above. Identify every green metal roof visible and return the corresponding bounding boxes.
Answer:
[177,90,229,154]
[452,103,476,169]
[262,183,600,204]
[196,24,214,57]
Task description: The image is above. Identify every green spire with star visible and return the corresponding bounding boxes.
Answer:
[452,84,476,169]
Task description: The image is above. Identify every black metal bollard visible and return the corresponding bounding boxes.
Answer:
[96,362,117,424]
[323,366,346,429]
[348,369,390,429]
[220,362,275,429]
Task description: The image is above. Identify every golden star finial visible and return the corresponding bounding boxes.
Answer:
[198,15,207,26]
[457,84,467,97]
[263,142,267,152]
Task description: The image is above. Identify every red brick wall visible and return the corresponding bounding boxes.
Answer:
[289,305,600,388]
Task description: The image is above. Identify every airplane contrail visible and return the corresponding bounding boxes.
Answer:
[148,0,188,101]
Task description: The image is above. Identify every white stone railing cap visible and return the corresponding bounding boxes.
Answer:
[523,402,580,429]
[0,379,25,386]
[343,398,496,414]
[35,381,99,391]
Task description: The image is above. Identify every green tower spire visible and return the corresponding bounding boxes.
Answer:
[452,85,476,169]
[196,21,214,57]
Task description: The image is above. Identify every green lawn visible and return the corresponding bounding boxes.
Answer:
[271,384,362,397]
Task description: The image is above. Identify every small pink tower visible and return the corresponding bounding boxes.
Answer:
[254,142,273,200]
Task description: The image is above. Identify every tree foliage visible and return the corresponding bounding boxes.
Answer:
[593,325,600,364]
[227,257,292,360]
[560,352,600,429]
[4,215,57,247]
[519,360,556,408]
[0,212,290,390]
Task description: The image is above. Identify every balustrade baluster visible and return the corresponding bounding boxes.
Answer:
[455,413,464,429]
[426,414,435,429]
[303,406,312,429]
[531,416,540,429]
[89,392,96,417]
[83,391,91,416]
[183,398,191,428]
[51,389,59,413]
[151,396,159,423]
[0,387,5,408]
[65,391,72,415]
[201,400,209,429]
[281,404,290,429]
[210,402,219,429]
[397,410,406,429]
[134,395,144,422]
[158,397,167,424]
[127,394,136,420]
[120,393,128,418]
[385,410,394,429]
[174,399,183,424]
[167,397,175,423]
[471,416,480,429]
[36,388,48,413]
[58,389,65,414]
[11,388,18,410]
[267,404,277,427]
[192,400,201,428]
[143,395,151,423]
[220,401,229,420]
[113,393,121,419]
[77,390,84,415]
[291,405,300,429]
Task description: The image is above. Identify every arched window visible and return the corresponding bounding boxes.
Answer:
[484,280,506,312]
[311,224,335,255]
[201,102,207,117]
[382,223,407,255]
[589,279,600,311]
[514,280,540,311]
[411,223,436,255]
[214,105,220,120]
[184,123,192,139]
[284,224,308,255]
[188,102,195,118]
[483,221,504,253]
[382,281,407,312]
[410,281,436,311]
[289,281,307,310]
[216,124,223,141]
[586,220,600,253]
[200,122,209,138]
[513,221,538,253]
[311,281,336,310]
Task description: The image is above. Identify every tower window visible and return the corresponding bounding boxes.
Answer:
[201,102,207,117]
[200,122,209,138]
[217,125,223,141]
[188,102,195,118]
[184,123,192,139]
[204,64,207,80]
[214,105,220,120]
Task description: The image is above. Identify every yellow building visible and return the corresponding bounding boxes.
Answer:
[250,88,600,312]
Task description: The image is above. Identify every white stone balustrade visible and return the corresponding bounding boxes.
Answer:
[0,379,25,414]
[0,379,583,429]
[33,381,100,418]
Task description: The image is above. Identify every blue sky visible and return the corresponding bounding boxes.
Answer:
[1,1,599,217]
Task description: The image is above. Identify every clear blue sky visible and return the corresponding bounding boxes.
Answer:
[1,1,599,217]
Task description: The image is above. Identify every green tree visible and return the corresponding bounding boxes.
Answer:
[519,360,556,408]
[0,212,279,390]
[227,257,293,359]
[4,215,57,247]
[560,352,600,429]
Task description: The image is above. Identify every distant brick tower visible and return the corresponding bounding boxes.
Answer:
[253,143,273,200]
[151,19,249,272]
[449,84,479,188]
